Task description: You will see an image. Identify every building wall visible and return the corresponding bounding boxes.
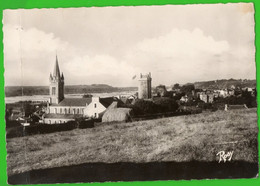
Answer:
[49,79,64,104]
[138,73,152,99]
[48,106,85,115]
[200,94,214,103]
[42,118,73,124]
[84,97,106,118]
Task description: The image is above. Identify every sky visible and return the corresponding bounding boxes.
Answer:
[3,3,256,87]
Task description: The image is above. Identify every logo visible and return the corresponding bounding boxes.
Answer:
[216,151,233,163]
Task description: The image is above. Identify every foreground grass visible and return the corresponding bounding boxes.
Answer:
[6,108,258,176]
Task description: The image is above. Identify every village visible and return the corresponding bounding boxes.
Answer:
[5,56,257,136]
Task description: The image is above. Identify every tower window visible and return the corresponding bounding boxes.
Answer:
[94,103,97,108]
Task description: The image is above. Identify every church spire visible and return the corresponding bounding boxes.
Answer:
[53,54,61,79]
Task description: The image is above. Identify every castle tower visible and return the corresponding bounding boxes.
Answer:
[138,72,152,99]
[49,55,64,104]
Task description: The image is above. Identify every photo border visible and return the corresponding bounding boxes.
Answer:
[0,0,259,186]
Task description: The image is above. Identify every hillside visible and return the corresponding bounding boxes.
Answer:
[6,108,258,177]
[192,79,256,90]
[4,84,137,97]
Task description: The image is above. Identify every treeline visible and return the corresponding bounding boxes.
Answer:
[193,79,256,90]
[126,98,179,116]
[5,85,138,97]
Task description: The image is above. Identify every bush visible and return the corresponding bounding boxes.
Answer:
[130,99,160,115]
[5,120,21,129]
[153,97,179,112]
[6,119,95,138]
[78,119,94,129]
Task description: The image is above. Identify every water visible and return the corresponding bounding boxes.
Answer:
[5,91,137,104]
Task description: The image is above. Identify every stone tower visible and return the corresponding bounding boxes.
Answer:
[138,72,152,99]
[49,55,64,104]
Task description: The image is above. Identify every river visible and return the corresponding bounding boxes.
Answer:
[5,91,137,104]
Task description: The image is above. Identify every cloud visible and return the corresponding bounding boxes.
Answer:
[125,28,232,85]
[3,24,73,86]
[65,55,137,86]
[3,5,255,87]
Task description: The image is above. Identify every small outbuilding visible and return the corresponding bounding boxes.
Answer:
[102,108,133,123]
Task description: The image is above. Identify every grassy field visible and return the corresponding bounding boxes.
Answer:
[6,108,258,177]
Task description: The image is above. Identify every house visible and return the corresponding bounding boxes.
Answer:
[42,56,116,124]
[180,95,189,103]
[198,91,214,103]
[119,95,137,105]
[218,89,228,98]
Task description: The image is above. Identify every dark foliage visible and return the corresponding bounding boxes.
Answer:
[155,85,168,97]
[180,84,195,94]
[153,97,179,112]
[214,91,257,108]
[6,119,94,138]
[130,99,160,115]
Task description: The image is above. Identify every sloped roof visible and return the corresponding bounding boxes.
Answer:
[100,97,119,108]
[52,98,92,107]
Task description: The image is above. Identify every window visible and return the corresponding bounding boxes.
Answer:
[94,103,97,108]
[64,108,67,114]
[55,108,57,114]
[77,109,80,114]
[94,113,97,118]
[68,109,70,114]
[52,87,56,95]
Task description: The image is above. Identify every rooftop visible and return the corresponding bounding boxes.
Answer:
[52,98,92,107]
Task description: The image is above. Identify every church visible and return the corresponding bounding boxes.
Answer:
[42,56,118,124]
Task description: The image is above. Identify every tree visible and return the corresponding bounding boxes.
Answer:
[153,97,179,112]
[172,83,181,90]
[132,99,159,115]
[180,84,195,94]
[155,85,168,97]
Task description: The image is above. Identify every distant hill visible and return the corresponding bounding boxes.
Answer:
[5,84,138,97]
[192,79,256,90]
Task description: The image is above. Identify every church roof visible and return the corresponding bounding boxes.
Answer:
[53,55,61,78]
[50,97,121,108]
[52,98,92,107]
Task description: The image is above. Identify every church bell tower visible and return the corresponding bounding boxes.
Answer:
[49,55,64,104]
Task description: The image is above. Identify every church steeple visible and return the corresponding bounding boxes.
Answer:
[53,55,61,79]
[49,54,64,104]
